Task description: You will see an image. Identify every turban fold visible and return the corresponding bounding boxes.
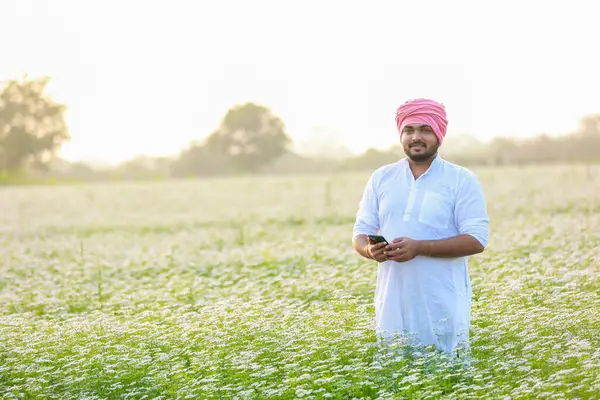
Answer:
[395,98,448,144]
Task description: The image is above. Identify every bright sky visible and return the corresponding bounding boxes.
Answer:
[1,0,599,164]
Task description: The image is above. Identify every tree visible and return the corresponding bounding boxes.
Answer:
[489,137,519,165]
[574,114,600,166]
[170,143,235,177]
[114,155,172,180]
[578,114,600,137]
[0,76,70,173]
[205,102,291,172]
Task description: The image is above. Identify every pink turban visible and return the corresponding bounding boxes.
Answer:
[395,98,449,144]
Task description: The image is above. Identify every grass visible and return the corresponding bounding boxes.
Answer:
[0,164,599,399]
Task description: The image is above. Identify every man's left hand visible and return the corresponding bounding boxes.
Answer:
[383,237,422,262]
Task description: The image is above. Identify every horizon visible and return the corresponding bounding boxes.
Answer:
[53,128,584,169]
[2,0,599,165]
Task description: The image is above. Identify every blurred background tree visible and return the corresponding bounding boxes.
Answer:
[0,76,69,174]
[574,114,600,164]
[204,102,291,172]
[0,74,598,184]
[170,142,235,177]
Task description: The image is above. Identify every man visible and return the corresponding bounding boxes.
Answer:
[352,98,489,355]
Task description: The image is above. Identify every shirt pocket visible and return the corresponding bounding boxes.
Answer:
[418,189,453,230]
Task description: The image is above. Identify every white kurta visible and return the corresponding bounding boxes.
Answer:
[353,155,489,353]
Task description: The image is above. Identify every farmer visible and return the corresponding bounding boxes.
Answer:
[352,98,489,354]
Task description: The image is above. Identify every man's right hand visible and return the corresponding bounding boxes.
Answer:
[366,241,388,262]
[353,234,388,262]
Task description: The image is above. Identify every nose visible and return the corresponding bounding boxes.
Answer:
[411,131,424,141]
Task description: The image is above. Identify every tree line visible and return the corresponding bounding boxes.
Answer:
[1,76,599,183]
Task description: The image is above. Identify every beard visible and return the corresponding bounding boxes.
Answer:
[404,142,439,162]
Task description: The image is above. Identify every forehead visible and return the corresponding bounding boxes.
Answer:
[403,124,432,129]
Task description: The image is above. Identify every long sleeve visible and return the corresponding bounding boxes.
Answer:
[353,173,380,238]
[454,171,490,247]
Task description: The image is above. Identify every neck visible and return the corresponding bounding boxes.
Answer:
[407,153,437,178]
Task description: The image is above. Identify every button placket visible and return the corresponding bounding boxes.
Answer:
[403,179,418,221]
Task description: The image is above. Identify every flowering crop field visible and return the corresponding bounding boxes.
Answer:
[1,164,599,399]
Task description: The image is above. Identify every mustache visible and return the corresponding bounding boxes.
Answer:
[409,142,427,147]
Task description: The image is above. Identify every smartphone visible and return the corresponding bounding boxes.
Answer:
[368,234,388,245]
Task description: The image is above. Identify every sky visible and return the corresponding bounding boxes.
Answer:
[1,0,599,164]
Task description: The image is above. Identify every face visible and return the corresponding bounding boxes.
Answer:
[400,124,439,162]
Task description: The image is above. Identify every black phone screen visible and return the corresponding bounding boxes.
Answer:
[368,235,388,244]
